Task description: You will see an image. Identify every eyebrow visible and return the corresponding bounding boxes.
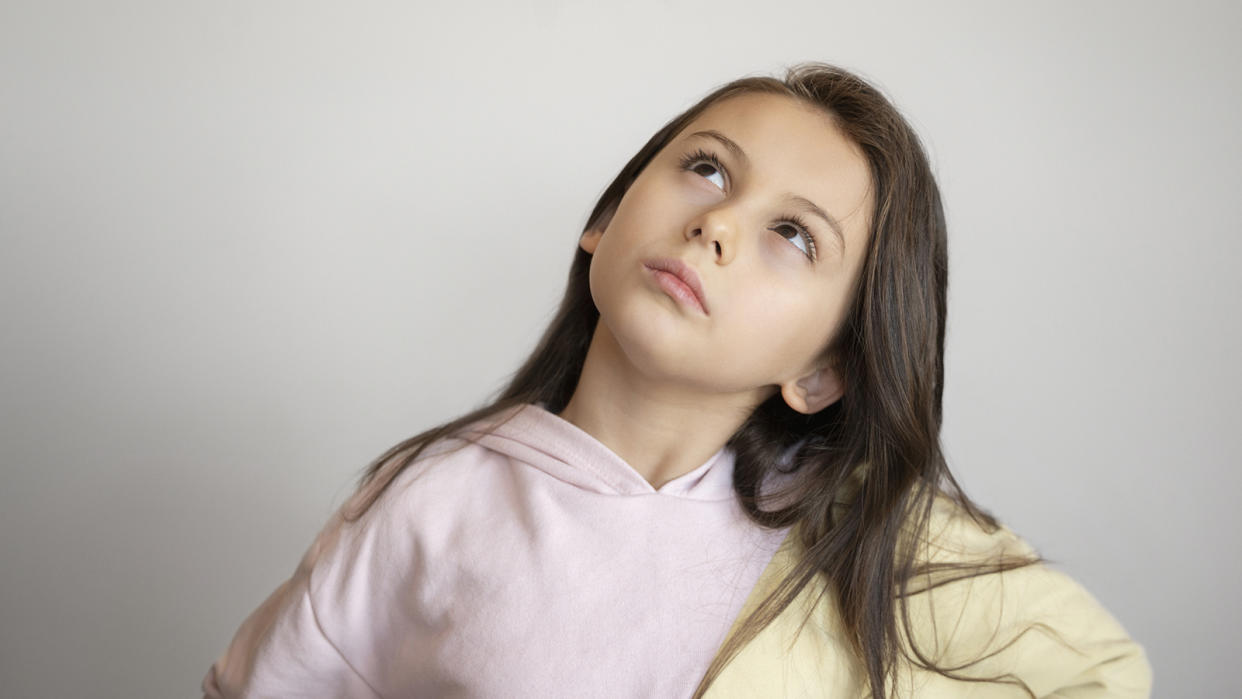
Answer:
[685,129,847,255]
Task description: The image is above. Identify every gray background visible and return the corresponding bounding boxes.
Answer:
[2,1,1237,696]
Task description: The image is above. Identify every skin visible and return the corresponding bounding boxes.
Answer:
[558,92,874,490]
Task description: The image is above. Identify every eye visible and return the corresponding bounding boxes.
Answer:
[678,148,726,191]
[772,215,818,261]
[677,147,820,262]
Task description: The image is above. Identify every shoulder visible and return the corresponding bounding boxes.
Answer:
[298,430,513,610]
[333,432,503,539]
[335,433,495,527]
[916,491,1035,565]
[896,493,1153,698]
[286,435,505,665]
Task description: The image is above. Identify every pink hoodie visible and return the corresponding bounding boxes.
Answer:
[202,402,792,698]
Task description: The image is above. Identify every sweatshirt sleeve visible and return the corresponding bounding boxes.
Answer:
[200,506,384,699]
[896,498,1153,698]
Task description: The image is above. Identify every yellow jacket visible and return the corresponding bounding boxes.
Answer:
[702,495,1152,698]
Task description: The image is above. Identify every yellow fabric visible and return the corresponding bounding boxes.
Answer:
[702,496,1152,698]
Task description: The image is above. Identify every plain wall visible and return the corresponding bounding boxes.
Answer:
[1,1,1237,696]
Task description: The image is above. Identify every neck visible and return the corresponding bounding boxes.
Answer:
[555,321,771,489]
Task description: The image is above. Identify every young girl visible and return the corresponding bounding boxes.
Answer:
[202,62,1152,698]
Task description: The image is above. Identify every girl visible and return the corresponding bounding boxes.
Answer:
[202,62,1152,698]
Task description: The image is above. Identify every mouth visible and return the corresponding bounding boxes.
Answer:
[642,257,709,315]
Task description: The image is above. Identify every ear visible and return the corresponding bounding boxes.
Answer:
[579,202,619,255]
[579,227,604,255]
[778,360,845,415]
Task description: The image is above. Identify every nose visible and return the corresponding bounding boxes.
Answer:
[686,207,737,264]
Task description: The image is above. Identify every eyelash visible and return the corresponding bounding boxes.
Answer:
[676,147,819,262]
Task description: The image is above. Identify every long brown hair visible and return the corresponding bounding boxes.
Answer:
[341,61,1040,698]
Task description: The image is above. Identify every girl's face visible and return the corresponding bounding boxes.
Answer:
[579,92,873,412]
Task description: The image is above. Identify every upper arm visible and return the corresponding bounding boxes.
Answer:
[201,499,394,698]
[201,577,384,699]
[202,444,460,698]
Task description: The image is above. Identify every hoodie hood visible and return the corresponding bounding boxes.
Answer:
[459,401,737,501]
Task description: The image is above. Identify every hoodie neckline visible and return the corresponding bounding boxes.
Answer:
[462,402,737,501]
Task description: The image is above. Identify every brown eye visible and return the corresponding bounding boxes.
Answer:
[678,148,727,191]
[771,221,816,260]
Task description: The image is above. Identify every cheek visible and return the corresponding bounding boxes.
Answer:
[628,175,708,228]
[709,304,807,386]
[728,287,807,346]
[728,285,833,358]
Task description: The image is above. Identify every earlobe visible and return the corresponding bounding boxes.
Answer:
[779,362,845,415]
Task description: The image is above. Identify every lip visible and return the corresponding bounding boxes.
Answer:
[642,257,709,315]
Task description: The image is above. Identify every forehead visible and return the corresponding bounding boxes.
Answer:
[673,92,873,256]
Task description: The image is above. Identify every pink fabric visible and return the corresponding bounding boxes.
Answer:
[202,402,791,698]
